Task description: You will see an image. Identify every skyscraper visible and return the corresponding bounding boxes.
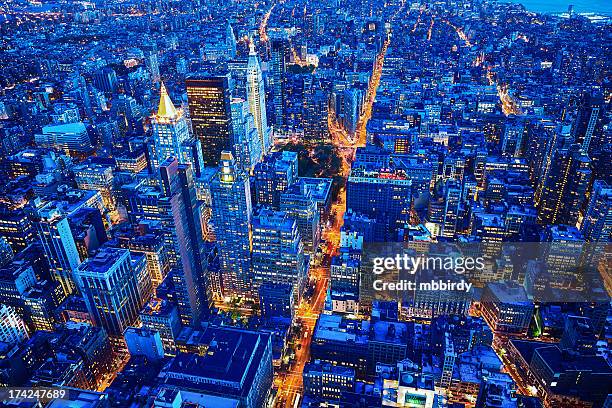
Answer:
[0,208,35,253]
[251,208,307,301]
[537,144,591,226]
[121,158,209,326]
[150,83,203,175]
[251,151,298,209]
[303,77,329,143]
[501,119,526,157]
[270,38,288,129]
[441,179,462,239]
[226,22,237,59]
[580,179,612,242]
[142,43,160,83]
[346,162,412,241]
[159,158,209,326]
[247,41,272,154]
[186,75,234,167]
[342,88,362,138]
[0,303,29,344]
[210,151,252,299]
[35,203,82,297]
[116,230,170,293]
[74,247,141,350]
[93,67,118,94]
[230,98,262,171]
[571,92,604,153]
[280,182,320,254]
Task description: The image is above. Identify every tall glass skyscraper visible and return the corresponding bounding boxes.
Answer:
[186,75,234,167]
[142,43,160,83]
[270,37,288,129]
[159,158,209,326]
[121,158,209,326]
[280,182,320,255]
[226,22,237,59]
[210,151,252,299]
[35,203,82,297]
[580,179,612,242]
[247,41,272,154]
[537,144,591,225]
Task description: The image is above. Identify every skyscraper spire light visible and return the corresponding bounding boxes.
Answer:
[157,82,178,119]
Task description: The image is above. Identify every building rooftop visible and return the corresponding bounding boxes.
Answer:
[313,313,368,344]
[77,247,129,276]
[162,327,270,398]
[141,298,177,317]
[366,320,408,345]
[298,177,333,200]
[486,281,531,304]
[534,345,612,374]
[41,122,86,134]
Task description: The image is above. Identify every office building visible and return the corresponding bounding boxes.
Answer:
[159,158,209,325]
[150,83,202,175]
[310,314,370,379]
[35,203,82,297]
[117,230,170,293]
[280,182,320,254]
[159,327,273,408]
[74,247,141,350]
[481,282,534,335]
[124,327,164,360]
[247,41,272,153]
[580,179,612,242]
[23,280,63,331]
[303,361,356,400]
[142,43,160,83]
[251,151,298,209]
[0,209,35,253]
[298,177,333,225]
[303,77,329,143]
[230,97,262,171]
[73,162,115,209]
[210,151,252,299]
[0,303,29,344]
[140,297,182,356]
[226,22,237,58]
[537,144,591,226]
[346,163,412,241]
[94,67,118,94]
[330,256,360,295]
[571,92,604,152]
[258,283,294,320]
[0,260,36,313]
[529,345,611,407]
[270,38,288,128]
[34,122,93,155]
[186,75,234,167]
[251,208,307,300]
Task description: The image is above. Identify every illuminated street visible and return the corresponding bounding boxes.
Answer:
[273,22,392,408]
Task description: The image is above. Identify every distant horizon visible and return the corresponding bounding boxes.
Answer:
[507,0,612,15]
